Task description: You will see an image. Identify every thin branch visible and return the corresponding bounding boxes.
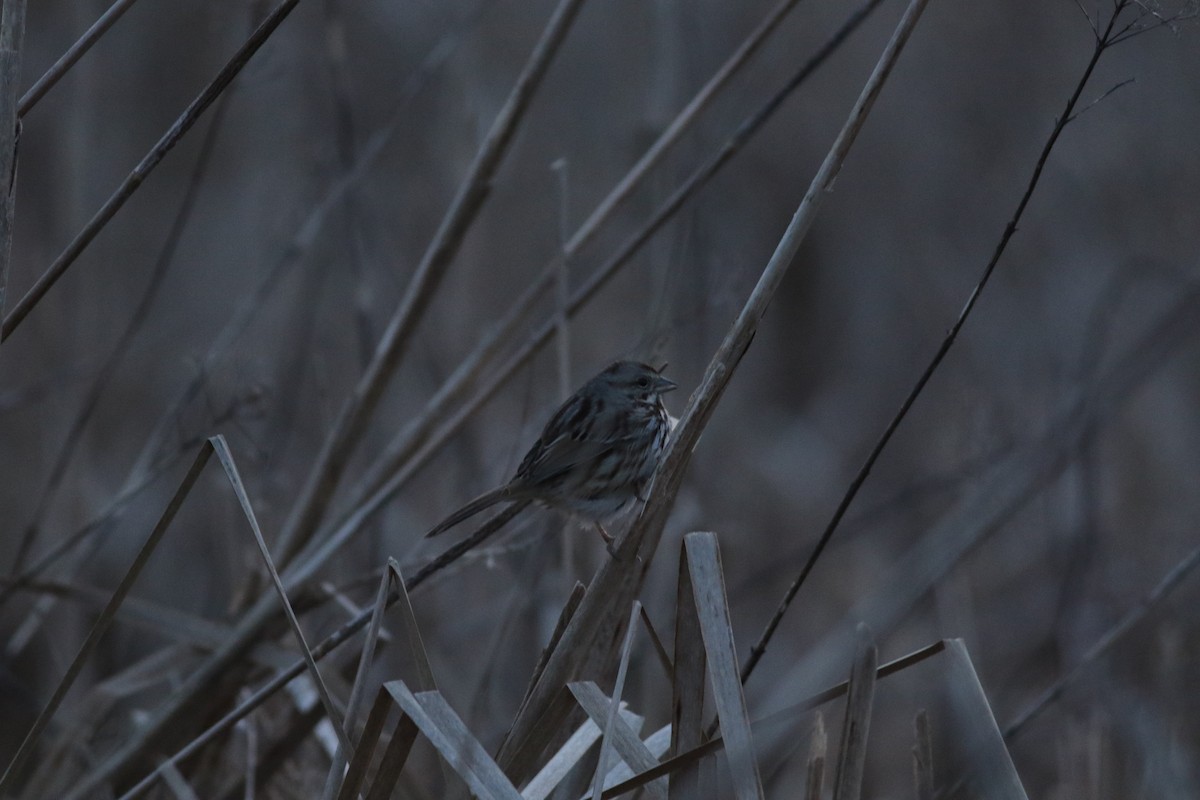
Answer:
[737,0,1134,687]
[17,0,140,116]
[1105,0,1200,44]
[1065,77,1135,124]
[1072,0,1101,38]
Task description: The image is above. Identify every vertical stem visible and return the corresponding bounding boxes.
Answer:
[0,0,26,325]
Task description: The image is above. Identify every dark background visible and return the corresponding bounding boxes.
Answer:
[3,0,1199,795]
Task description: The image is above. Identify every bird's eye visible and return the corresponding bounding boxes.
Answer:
[637,376,650,388]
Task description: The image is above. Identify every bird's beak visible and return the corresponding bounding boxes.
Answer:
[655,376,677,393]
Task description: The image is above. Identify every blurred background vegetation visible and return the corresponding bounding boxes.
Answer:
[2,0,1199,796]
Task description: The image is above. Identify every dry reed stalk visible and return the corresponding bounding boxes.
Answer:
[18,0,140,116]
[0,0,24,321]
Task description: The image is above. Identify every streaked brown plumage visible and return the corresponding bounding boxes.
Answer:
[425,360,676,543]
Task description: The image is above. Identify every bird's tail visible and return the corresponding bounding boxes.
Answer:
[424,486,514,538]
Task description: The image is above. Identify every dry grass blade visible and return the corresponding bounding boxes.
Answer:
[497,1,927,781]
[322,560,409,800]
[831,624,878,800]
[0,441,213,794]
[569,681,665,799]
[942,639,1027,800]
[336,687,394,800]
[18,0,139,115]
[520,710,640,800]
[390,559,441,697]
[591,601,647,800]
[914,709,934,800]
[272,0,588,566]
[806,713,826,800]
[599,641,947,799]
[0,0,25,321]
[522,581,587,709]
[1,0,301,342]
[670,532,706,799]
[363,706,420,800]
[638,606,673,680]
[210,435,352,756]
[382,682,524,800]
[684,533,763,800]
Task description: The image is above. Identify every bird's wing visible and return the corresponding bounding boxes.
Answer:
[518,434,615,485]
[517,394,639,485]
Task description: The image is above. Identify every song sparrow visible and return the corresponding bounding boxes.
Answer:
[425,360,677,545]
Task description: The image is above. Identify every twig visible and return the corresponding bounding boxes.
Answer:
[1110,0,1199,43]
[1065,76,1135,124]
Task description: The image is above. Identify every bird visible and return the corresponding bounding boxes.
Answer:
[424,360,677,546]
